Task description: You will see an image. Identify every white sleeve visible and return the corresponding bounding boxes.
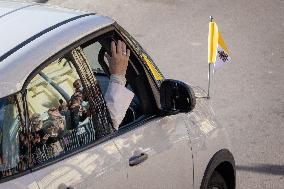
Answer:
[104,75,134,130]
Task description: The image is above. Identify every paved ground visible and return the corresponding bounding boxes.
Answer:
[23,0,284,188]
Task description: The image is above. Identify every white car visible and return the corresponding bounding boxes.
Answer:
[0,1,235,189]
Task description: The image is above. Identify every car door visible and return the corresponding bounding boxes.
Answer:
[108,26,195,188]
[113,114,194,189]
[78,26,194,188]
[31,140,125,189]
[23,47,128,189]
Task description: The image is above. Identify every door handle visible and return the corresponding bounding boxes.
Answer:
[58,183,74,189]
[129,152,148,166]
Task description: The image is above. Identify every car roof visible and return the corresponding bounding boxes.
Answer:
[0,1,84,59]
[0,1,114,98]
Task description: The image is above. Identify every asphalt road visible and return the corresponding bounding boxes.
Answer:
[24,0,284,188]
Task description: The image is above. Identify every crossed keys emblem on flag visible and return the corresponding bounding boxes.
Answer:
[217,50,229,62]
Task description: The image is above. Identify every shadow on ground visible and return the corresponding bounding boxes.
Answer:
[236,164,284,176]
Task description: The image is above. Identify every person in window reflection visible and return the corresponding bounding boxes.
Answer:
[30,113,48,147]
[45,107,65,139]
[30,113,51,164]
[71,79,87,101]
[44,107,65,155]
[73,79,83,93]
[19,132,29,171]
[69,91,88,129]
[58,99,68,112]
[104,40,134,130]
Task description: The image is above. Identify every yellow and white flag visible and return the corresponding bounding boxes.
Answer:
[208,21,230,70]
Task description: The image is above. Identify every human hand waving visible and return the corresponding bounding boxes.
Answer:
[107,40,130,76]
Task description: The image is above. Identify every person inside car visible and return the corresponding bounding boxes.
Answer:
[69,40,134,130]
[104,40,134,130]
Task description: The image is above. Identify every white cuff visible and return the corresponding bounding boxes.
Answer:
[110,74,126,86]
[104,81,134,130]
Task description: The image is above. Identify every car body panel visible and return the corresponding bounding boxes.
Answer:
[31,140,127,189]
[185,87,232,189]
[113,114,194,188]
[0,13,114,98]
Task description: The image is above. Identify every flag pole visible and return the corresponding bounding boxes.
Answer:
[207,64,212,99]
[207,16,214,99]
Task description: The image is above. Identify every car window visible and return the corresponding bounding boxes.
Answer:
[81,32,158,127]
[26,57,97,167]
[0,96,29,179]
[83,42,106,73]
[83,42,111,95]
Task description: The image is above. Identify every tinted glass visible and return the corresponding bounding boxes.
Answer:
[27,58,96,166]
[83,42,106,72]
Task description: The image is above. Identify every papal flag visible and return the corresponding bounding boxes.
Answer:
[208,20,231,70]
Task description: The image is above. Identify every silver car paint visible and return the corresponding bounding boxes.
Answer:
[0,13,114,98]
[185,87,232,189]
[0,173,39,189]
[113,114,194,188]
[31,140,128,189]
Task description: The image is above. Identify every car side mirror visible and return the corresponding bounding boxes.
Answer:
[160,79,196,115]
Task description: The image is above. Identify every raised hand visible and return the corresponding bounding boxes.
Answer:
[108,40,130,76]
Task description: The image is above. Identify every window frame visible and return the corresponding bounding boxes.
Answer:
[17,24,163,174]
[80,27,159,120]
[21,26,116,173]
